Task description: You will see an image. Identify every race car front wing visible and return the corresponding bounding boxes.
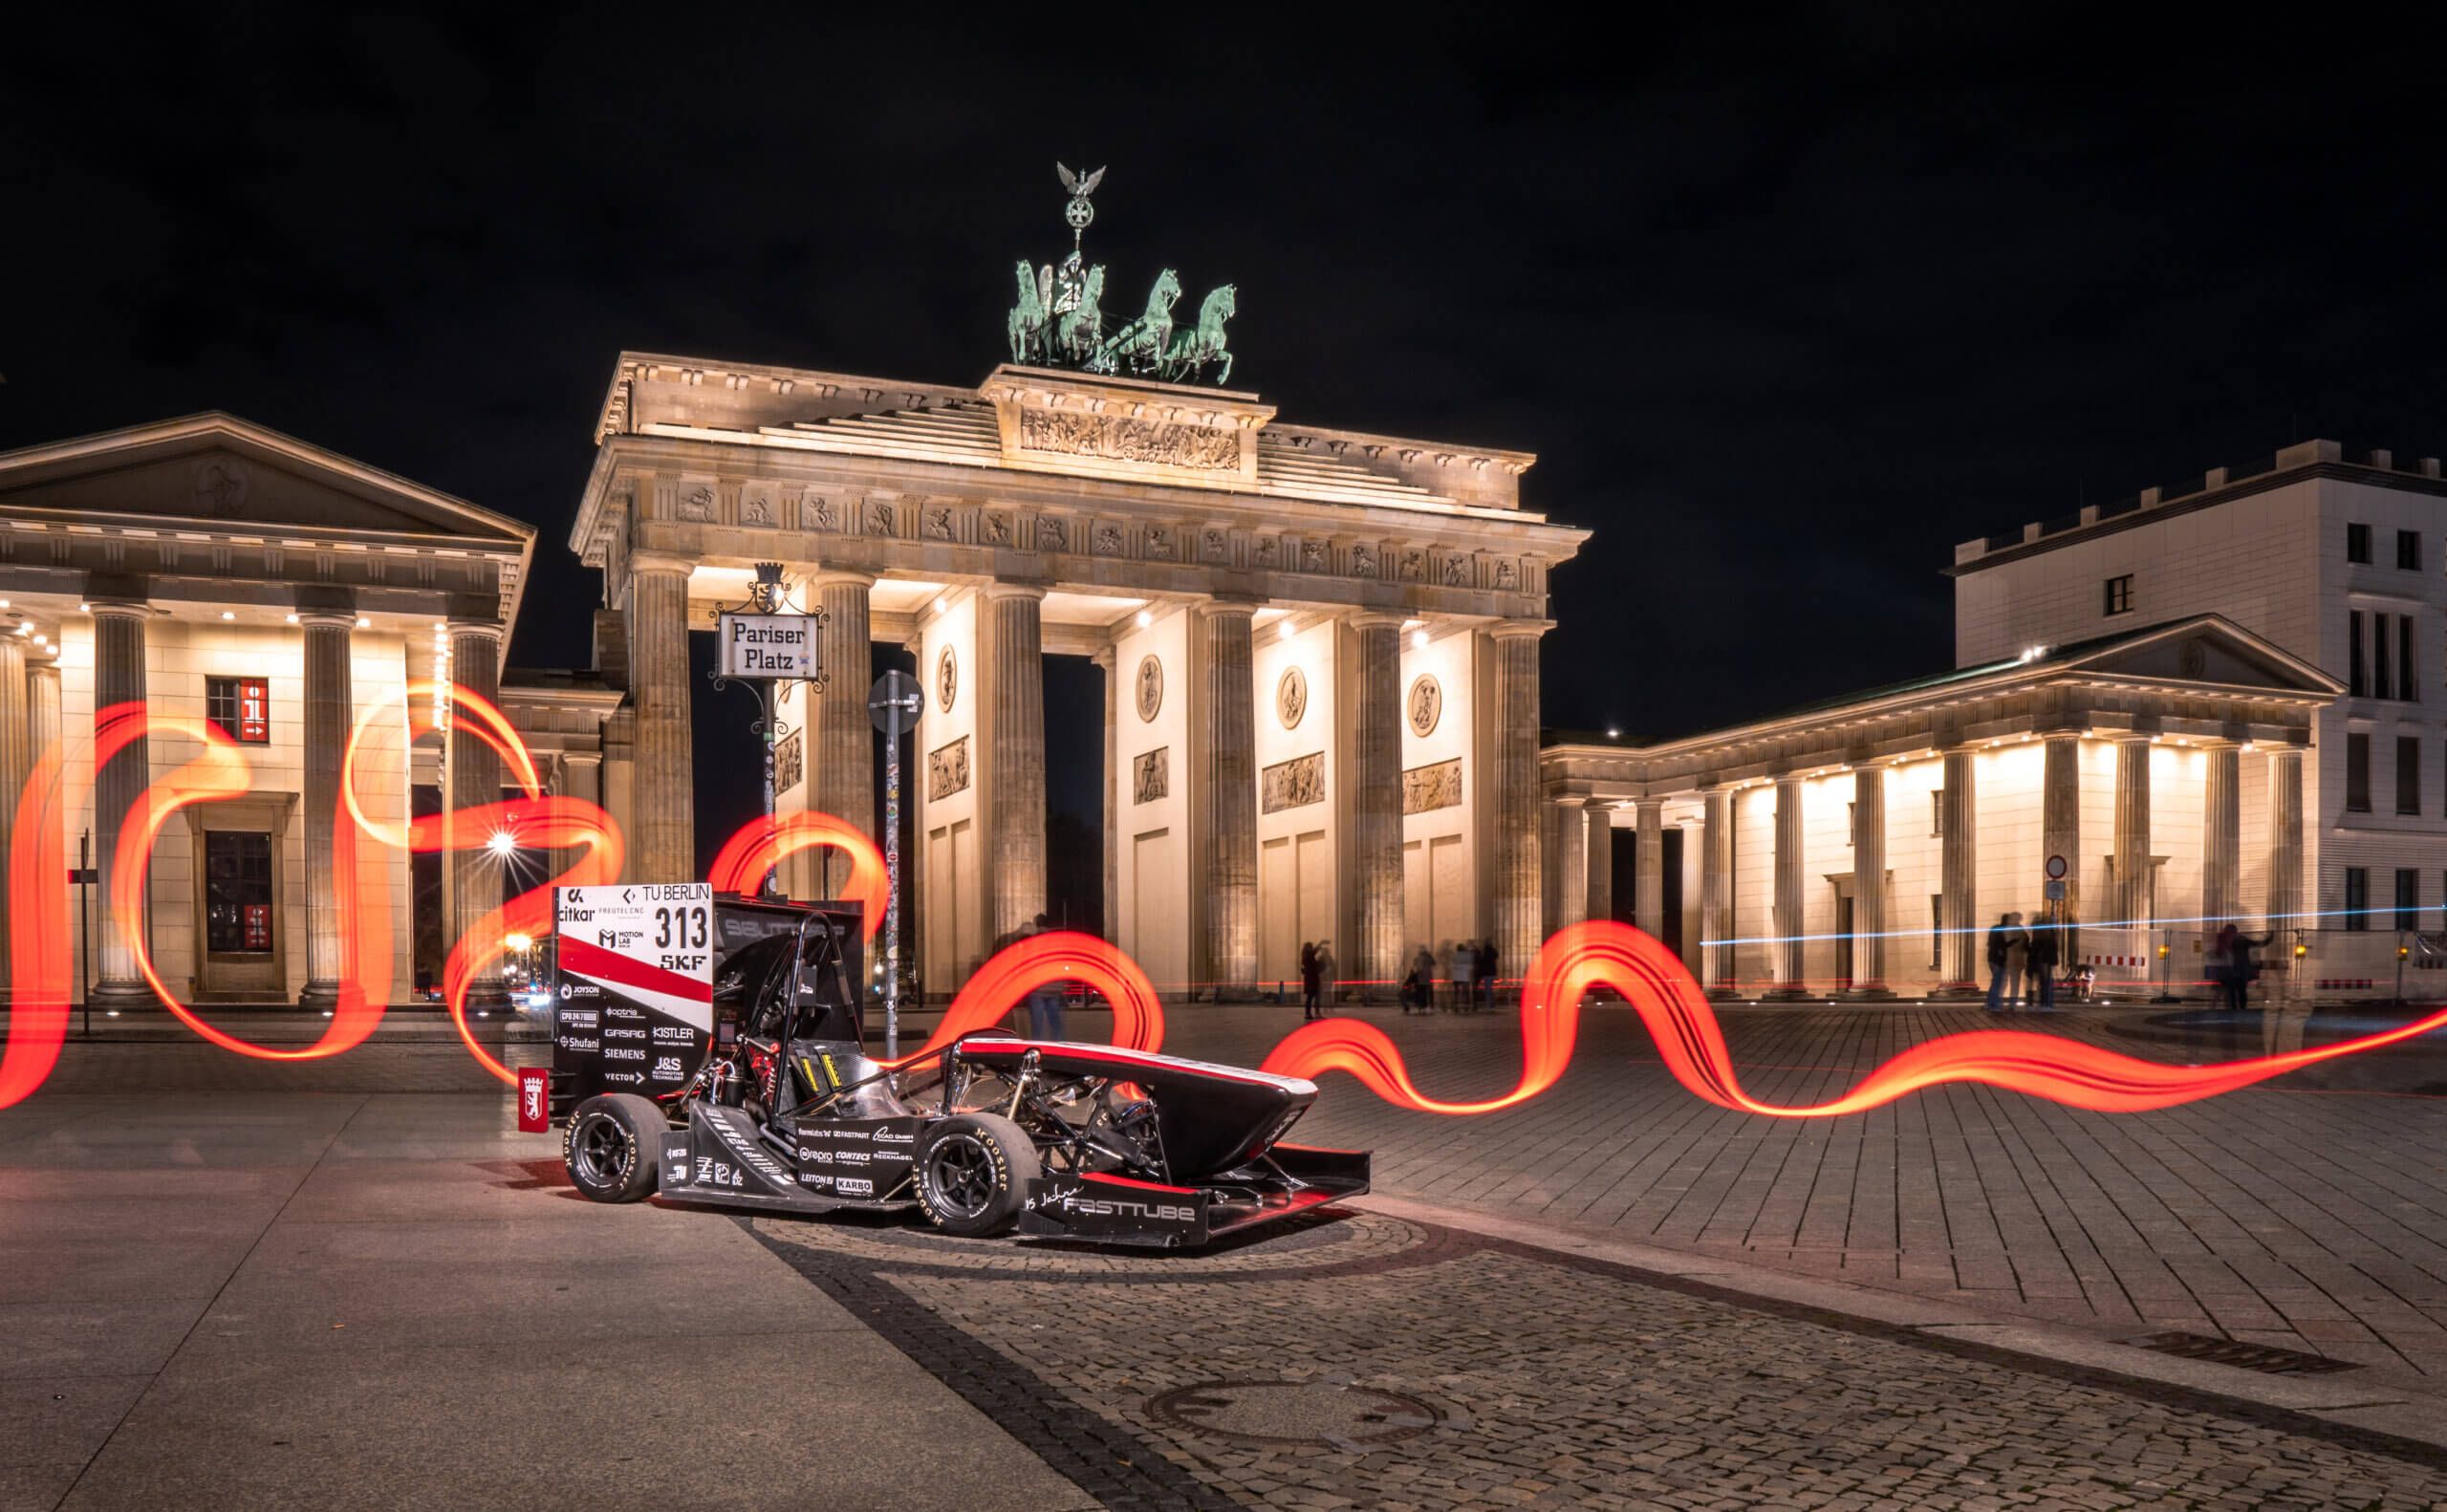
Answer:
[1016,1143,1371,1248]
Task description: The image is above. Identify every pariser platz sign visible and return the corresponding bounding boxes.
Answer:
[718,612,821,680]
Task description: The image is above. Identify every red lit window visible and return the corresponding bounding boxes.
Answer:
[206,676,270,744]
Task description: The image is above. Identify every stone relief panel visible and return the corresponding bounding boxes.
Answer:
[927,736,971,801]
[1400,549,1426,583]
[1035,515,1066,551]
[1277,666,1308,729]
[867,499,897,536]
[1200,528,1229,564]
[1017,409,1239,470]
[1351,543,1377,577]
[1094,523,1124,555]
[1262,752,1326,814]
[1135,654,1163,722]
[923,504,956,540]
[678,486,717,523]
[937,646,958,712]
[805,495,837,531]
[741,488,776,528]
[1440,552,1471,587]
[1132,747,1169,805]
[983,511,1013,547]
[1254,537,1281,570]
[1407,675,1442,737]
[1494,559,1519,590]
[1300,540,1327,572]
[193,458,249,517]
[1145,524,1174,558]
[1403,758,1462,815]
[774,729,803,793]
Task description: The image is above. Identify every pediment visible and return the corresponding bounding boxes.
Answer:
[2065,617,2338,694]
[0,415,531,548]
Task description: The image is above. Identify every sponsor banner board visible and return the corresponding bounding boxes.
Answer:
[552,884,715,1104]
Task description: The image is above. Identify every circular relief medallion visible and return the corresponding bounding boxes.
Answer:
[1135,654,1164,723]
[1277,666,1309,729]
[1407,674,1442,738]
[936,646,958,713]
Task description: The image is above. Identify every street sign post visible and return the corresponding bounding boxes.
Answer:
[2044,854,2068,880]
[869,669,925,1060]
[707,572,826,899]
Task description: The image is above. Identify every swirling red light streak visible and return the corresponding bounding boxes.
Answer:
[705,810,887,939]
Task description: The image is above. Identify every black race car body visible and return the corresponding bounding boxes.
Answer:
[552,894,1367,1248]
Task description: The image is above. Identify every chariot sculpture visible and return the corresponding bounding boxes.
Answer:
[1005,164,1237,385]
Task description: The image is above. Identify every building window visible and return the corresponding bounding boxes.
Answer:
[2345,867,2370,930]
[2347,732,2371,812]
[206,676,270,745]
[204,832,274,955]
[2397,869,2422,931]
[1930,790,1945,837]
[2102,574,2133,616]
[1844,800,1855,846]
[2401,529,2423,571]
[2350,611,2368,698]
[2349,522,2372,563]
[2402,616,2417,702]
[2376,614,2394,702]
[2402,735,2424,815]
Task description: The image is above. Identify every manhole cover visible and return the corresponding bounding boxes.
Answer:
[1150,1379,1440,1452]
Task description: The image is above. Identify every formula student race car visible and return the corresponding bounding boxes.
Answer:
[548,888,1367,1248]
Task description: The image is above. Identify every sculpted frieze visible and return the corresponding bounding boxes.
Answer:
[1094,523,1124,555]
[1262,752,1325,813]
[924,505,956,540]
[928,736,971,801]
[1133,747,1169,804]
[1016,407,1239,471]
[1403,758,1462,815]
[984,511,1012,547]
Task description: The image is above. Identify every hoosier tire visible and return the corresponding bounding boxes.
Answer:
[564,1093,666,1203]
[913,1112,1039,1238]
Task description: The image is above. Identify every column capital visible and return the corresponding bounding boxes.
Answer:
[446,617,507,642]
[86,598,157,621]
[804,568,876,592]
[1343,610,1410,633]
[1484,618,1553,642]
[559,749,604,768]
[980,580,1048,604]
[1192,595,1260,621]
[629,549,697,578]
[296,610,358,631]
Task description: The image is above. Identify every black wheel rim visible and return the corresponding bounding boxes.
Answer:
[574,1115,628,1186]
[926,1133,997,1219]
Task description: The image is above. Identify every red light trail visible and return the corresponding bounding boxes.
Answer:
[3,687,2442,1116]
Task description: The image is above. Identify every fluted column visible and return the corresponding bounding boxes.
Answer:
[1195,600,1257,996]
[627,552,696,887]
[448,619,509,1009]
[1487,622,1545,971]
[1848,763,1892,997]
[1348,613,1405,994]
[600,708,636,885]
[1635,799,1665,939]
[809,572,874,896]
[2266,745,2304,932]
[17,648,62,1007]
[1700,785,1733,993]
[1766,773,1808,999]
[297,613,354,1006]
[0,626,26,1004]
[1094,647,1118,941]
[1551,797,1589,931]
[1939,747,1978,993]
[558,752,602,883]
[1585,803,1614,924]
[2111,735,2153,928]
[2042,734,2082,924]
[89,602,156,1008]
[981,583,1047,943]
[2202,740,2241,930]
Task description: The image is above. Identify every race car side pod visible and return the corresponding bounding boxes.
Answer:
[877,930,1167,1070]
[1257,918,2447,1117]
[705,811,888,941]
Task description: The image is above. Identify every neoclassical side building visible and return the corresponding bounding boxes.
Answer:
[567,356,1590,996]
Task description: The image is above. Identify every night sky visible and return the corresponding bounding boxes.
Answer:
[9,12,2446,865]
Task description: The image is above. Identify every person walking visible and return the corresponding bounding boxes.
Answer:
[2004,919,2031,1009]
[1298,941,1323,1021]
[1315,940,1337,1007]
[1025,913,1065,1041]
[1449,940,1476,1013]
[1985,912,2025,1012]
[2027,914,2060,1009]
[1477,940,1500,1013]
[1404,944,1435,1014]
[2214,923,2274,1013]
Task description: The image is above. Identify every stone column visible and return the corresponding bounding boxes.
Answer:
[89,602,156,1008]
[2111,735,2154,928]
[297,613,354,1006]
[1550,797,1589,931]
[1849,763,1892,997]
[447,619,509,1009]
[558,752,602,883]
[2042,734,2082,924]
[1700,786,1733,993]
[808,571,874,896]
[1194,600,1257,996]
[2202,741,2241,929]
[627,551,696,886]
[1487,622,1545,971]
[1939,747,1978,992]
[1347,613,1405,995]
[2266,745,2304,931]
[1585,803,1614,924]
[981,583,1048,943]
[600,708,636,885]
[1766,773,1808,999]
[1094,647,1118,941]
[0,627,25,1004]
[1635,799,1665,938]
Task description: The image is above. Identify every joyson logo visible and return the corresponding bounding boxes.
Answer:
[4,686,2444,1114]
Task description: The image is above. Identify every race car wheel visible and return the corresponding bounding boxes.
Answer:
[564,1093,665,1203]
[914,1112,1039,1238]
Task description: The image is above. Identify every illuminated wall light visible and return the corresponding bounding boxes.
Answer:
[220,610,235,620]
[1135,609,1153,629]
[285,613,300,624]
[932,598,949,617]
[1410,628,1430,651]
[357,617,371,629]
[1277,618,1296,641]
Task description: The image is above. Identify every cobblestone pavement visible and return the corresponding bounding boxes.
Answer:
[748,1208,2447,1510]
